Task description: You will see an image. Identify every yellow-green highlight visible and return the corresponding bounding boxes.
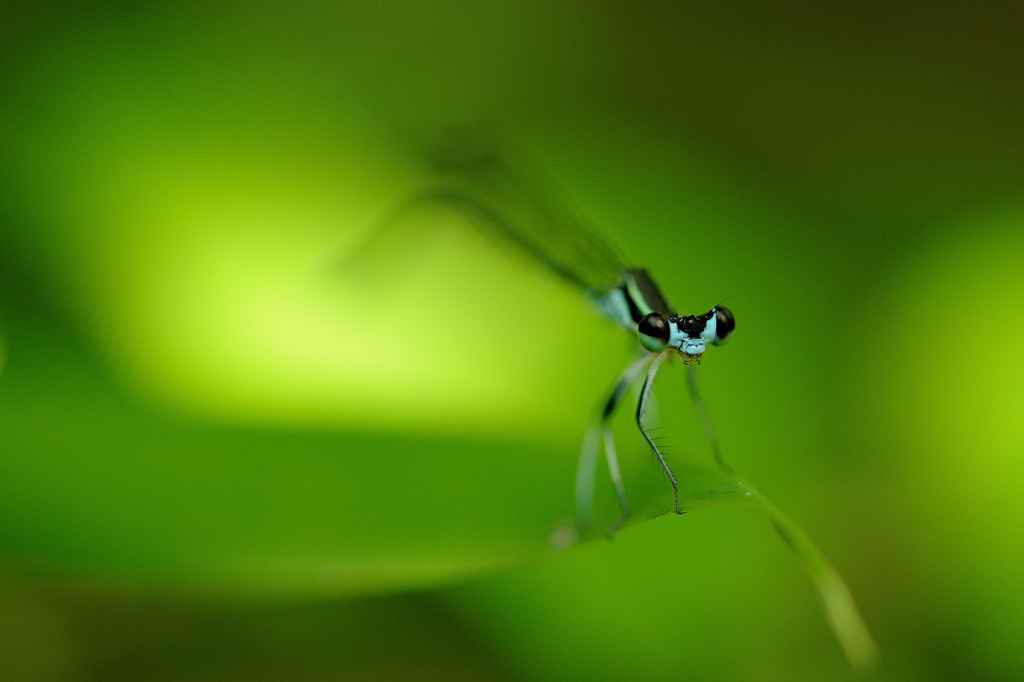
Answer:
[2,3,1024,681]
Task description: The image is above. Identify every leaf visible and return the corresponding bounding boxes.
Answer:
[752,491,880,673]
[0,299,875,670]
[0,313,565,595]
[560,363,879,672]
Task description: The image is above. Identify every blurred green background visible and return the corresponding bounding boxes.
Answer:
[2,2,1023,680]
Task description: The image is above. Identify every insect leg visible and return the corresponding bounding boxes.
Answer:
[687,362,734,474]
[576,353,654,536]
[636,351,683,514]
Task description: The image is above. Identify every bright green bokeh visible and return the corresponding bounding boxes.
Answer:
[2,2,1023,681]
[865,212,1024,679]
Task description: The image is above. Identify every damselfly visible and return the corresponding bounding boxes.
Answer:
[372,151,735,536]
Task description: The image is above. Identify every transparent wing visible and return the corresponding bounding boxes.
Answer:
[421,149,629,292]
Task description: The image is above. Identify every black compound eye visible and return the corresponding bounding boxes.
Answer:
[713,307,735,345]
[638,312,670,352]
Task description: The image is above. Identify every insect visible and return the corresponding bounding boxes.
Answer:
[372,150,735,536]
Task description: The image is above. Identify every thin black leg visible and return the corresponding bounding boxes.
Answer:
[636,351,683,514]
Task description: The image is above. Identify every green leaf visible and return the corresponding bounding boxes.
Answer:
[561,363,878,672]
[0,304,875,669]
[0,314,559,596]
[753,492,880,673]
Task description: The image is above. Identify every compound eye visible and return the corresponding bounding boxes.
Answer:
[638,312,670,352]
[712,307,735,345]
